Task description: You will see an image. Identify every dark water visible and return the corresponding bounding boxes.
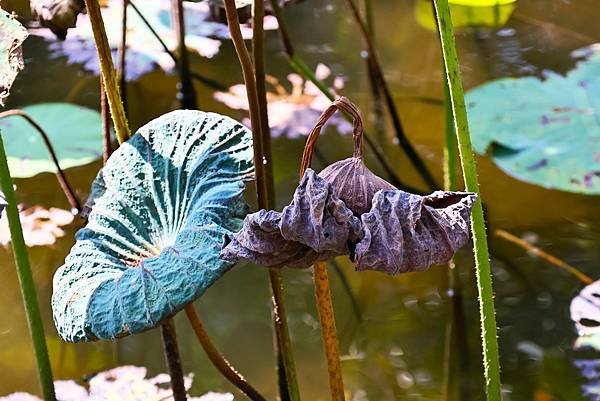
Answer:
[1,0,599,400]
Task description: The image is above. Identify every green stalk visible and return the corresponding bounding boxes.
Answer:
[0,133,56,401]
[83,0,131,143]
[432,1,501,400]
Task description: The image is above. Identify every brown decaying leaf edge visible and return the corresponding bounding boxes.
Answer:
[221,97,477,275]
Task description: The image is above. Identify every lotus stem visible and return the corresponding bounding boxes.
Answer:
[184,304,267,401]
[171,0,197,109]
[495,229,593,284]
[118,0,128,113]
[0,110,81,213]
[222,2,300,400]
[83,0,131,143]
[160,320,187,401]
[432,1,501,400]
[313,261,345,401]
[100,78,112,164]
[0,133,56,401]
[341,0,439,191]
[252,0,275,205]
[127,1,225,91]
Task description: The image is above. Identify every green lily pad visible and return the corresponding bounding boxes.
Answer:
[0,7,28,106]
[52,110,253,342]
[0,103,103,178]
[466,50,600,194]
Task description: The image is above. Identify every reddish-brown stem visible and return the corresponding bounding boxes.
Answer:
[100,78,112,164]
[0,110,81,212]
[184,304,267,401]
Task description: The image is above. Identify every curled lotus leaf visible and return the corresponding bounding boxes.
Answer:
[0,8,28,106]
[52,110,253,342]
[222,169,476,274]
[221,169,361,268]
[355,190,477,274]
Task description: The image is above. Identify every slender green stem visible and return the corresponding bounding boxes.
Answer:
[222,3,300,400]
[432,2,501,401]
[443,76,458,192]
[83,0,131,143]
[161,320,187,401]
[0,133,56,401]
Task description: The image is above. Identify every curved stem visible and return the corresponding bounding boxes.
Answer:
[313,262,345,401]
[161,320,187,401]
[185,304,267,401]
[83,0,131,143]
[433,1,500,400]
[0,110,81,212]
[342,0,438,191]
[171,0,197,109]
[495,229,593,284]
[0,134,56,401]
[222,2,300,400]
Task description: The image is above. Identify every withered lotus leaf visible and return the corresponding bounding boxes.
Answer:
[221,97,477,274]
[221,169,361,268]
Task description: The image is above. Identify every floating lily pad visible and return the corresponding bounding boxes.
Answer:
[415,0,516,31]
[0,8,28,106]
[0,103,103,178]
[52,110,253,342]
[466,50,600,194]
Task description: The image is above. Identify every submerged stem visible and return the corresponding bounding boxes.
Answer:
[0,133,56,401]
[432,1,501,400]
[83,0,131,143]
[160,320,187,401]
[185,304,267,401]
[0,110,81,212]
[222,2,300,400]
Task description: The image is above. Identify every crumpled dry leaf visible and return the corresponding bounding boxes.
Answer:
[0,205,74,247]
[222,169,476,274]
[214,64,352,138]
[0,8,28,106]
[30,0,86,40]
[0,365,234,401]
[222,169,361,268]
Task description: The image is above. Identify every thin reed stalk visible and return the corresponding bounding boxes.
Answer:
[171,0,197,109]
[432,1,501,400]
[161,320,187,401]
[118,0,128,113]
[0,133,56,401]
[83,0,130,143]
[222,3,300,400]
[185,305,267,401]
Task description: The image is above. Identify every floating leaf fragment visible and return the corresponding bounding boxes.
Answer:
[415,0,516,31]
[214,64,352,138]
[52,110,253,342]
[0,8,28,106]
[30,0,86,40]
[222,97,476,274]
[466,46,600,194]
[0,365,234,401]
[0,103,102,177]
[571,280,600,342]
[0,205,74,247]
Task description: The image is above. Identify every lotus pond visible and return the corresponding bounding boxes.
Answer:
[0,0,599,400]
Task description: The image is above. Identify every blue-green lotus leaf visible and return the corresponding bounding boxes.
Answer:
[0,103,103,177]
[52,110,253,342]
[466,49,600,194]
